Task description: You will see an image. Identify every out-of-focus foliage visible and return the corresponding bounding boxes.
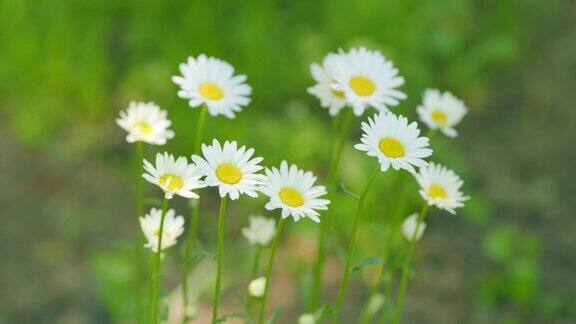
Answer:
[1,0,575,323]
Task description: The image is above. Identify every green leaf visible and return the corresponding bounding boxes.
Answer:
[216,312,253,323]
[264,307,283,324]
[352,257,384,273]
[339,182,359,201]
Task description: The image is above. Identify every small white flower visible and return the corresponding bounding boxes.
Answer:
[417,89,468,138]
[331,47,406,116]
[248,277,266,298]
[401,213,426,241]
[307,52,348,116]
[241,215,276,246]
[192,139,265,200]
[260,161,330,223]
[366,293,386,316]
[140,207,185,252]
[415,162,469,214]
[298,313,316,324]
[142,152,205,199]
[355,112,433,173]
[115,101,174,145]
[172,54,252,119]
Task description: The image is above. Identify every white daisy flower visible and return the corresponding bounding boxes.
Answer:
[416,89,468,138]
[401,213,426,242]
[248,277,266,298]
[331,47,406,116]
[415,162,469,214]
[355,112,433,173]
[115,101,174,145]
[172,54,252,119]
[260,161,330,223]
[307,52,348,116]
[298,313,316,324]
[241,215,276,246]
[191,139,265,200]
[140,207,185,252]
[142,152,205,199]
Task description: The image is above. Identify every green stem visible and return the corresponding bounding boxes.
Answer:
[392,203,430,324]
[251,244,264,279]
[333,165,380,323]
[149,197,169,324]
[134,142,145,323]
[310,112,352,310]
[182,105,208,322]
[257,218,285,324]
[212,197,228,324]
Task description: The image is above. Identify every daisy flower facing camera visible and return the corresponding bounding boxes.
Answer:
[172,54,252,119]
[242,215,277,246]
[308,52,348,116]
[192,139,265,200]
[116,101,174,145]
[331,47,406,116]
[417,89,468,137]
[142,152,205,199]
[260,161,330,222]
[355,112,433,173]
[415,162,469,214]
[140,207,185,252]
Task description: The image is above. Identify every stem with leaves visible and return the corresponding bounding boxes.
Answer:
[212,197,228,323]
[258,218,286,324]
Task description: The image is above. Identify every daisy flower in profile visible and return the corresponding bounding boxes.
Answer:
[415,162,469,214]
[416,89,468,138]
[260,161,330,223]
[401,213,426,242]
[191,139,264,200]
[307,52,348,116]
[331,47,406,116]
[115,101,174,145]
[172,54,252,119]
[242,215,276,246]
[140,208,185,252]
[142,152,205,199]
[355,112,433,173]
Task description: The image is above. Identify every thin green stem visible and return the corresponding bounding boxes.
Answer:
[258,218,285,324]
[182,105,208,322]
[212,197,228,324]
[392,203,430,324]
[310,112,353,310]
[333,165,380,323]
[251,244,264,279]
[149,197,170,324]
[134,141,145,323]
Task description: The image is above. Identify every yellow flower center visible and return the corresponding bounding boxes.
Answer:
[279,187,304,207]
[378,138,405,158]
[199,82,224,100]
[349,75,375,96]
[431,110,448,126]
[427,184,447,200]
[332,89,345,98]
[159,173,184,192]
[137,122,152,136]
[216,163,242,184]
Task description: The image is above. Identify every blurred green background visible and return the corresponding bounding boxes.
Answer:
[1,0,575,323]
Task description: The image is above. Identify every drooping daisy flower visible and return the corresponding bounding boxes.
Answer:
[401,213,426,241]
[307,52,348,116]
[241,215,276,246]
[416,89,468,137]
[191,139,264,200]
[331,47,406,116]
[415,162,469,214]
[260,161,330,222]
[115,101,174,145]
[248,277,266,298]
[355,112,433,173]
[172,54,252,119]
[140,207,185,252]
[142,152,205,199]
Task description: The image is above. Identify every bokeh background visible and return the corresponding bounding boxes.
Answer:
[1,0,575,323]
